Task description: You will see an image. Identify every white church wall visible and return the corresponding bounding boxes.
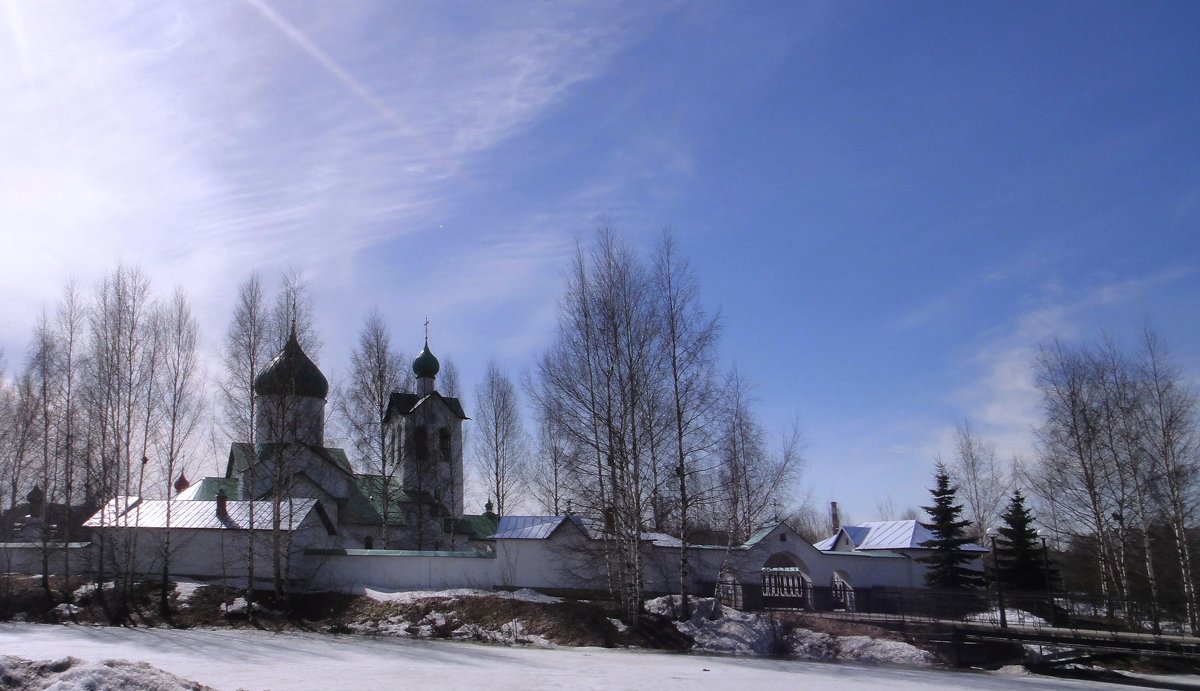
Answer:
[819,553,918,589]
[306,550,497,592]
[89,514,330,582]
[0,543,90,576]
[494,532,605,591]
[305,530,606,594]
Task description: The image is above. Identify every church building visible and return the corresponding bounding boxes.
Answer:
[81,328,967,602]
[86,327,497,579]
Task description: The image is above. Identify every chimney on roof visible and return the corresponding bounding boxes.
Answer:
[830,501,841,532]
[216,488,229,520]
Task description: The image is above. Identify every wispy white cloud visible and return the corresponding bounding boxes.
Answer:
[932,266,1195,463]
[0,0,668,367]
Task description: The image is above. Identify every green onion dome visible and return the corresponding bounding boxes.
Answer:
[412,340,440,379]
[254,328,329,399]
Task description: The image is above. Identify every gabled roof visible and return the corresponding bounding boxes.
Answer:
[488,517,699,547]
[384,391,468,423]
[491,515,570,539]
[341,474,407,526]
[226,442,354,478]
[815,520,987,552]
[642,532,683,548]
[84,496,318,531]
[490,515,593,540]
[742,525,778,548]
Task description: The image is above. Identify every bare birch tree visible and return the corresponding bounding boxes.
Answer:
[86,264,159,618]
[28,312,60,592]
[947,421,1010,542]
[1137,329,1200,632]
[531,230,656,623]
[220,273,269,445]
[472,361,527,516]
[529,410,571,514]
[339,309,405,543]
[652,230,720,618]
[717,368,803,543]
[268,268,319,354]
[441,360,461,399]
[52,282,86,600]
[154,288,203,615]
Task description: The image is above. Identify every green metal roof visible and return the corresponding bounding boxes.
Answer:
[226,442,354,478]
[342,474,408,526]
[453,513,500,540]
[177,476,242,501]
[742,524,777,548]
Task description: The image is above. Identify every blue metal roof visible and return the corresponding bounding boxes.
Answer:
[817,520,986,552]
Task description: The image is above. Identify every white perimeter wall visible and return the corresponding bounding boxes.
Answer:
[3,527,934,596]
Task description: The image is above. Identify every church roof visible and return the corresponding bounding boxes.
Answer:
[384,391,468,422]
[342,475,409,526]
[226,442,354,479]
[454,514,500,540]
[176,477,241,502]
[253,329,329,399]
[84,496,318,531]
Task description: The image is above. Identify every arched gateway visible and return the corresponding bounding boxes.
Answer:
[761,551,813,609]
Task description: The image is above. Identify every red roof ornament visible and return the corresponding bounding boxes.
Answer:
[173,473,191,493]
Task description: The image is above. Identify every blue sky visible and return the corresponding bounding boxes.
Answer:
[2,1,1198,522]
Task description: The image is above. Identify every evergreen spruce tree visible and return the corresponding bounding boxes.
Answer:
[995,489,1049,592]
[919,463,985,590]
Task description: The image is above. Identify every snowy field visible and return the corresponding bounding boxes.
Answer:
[0,623,1150,690]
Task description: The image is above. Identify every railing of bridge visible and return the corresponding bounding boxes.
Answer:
[703,581,1197,639]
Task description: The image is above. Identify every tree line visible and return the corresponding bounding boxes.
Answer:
[917,330,1199,634]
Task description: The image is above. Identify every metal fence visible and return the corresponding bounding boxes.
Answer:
[705,580,1197,637]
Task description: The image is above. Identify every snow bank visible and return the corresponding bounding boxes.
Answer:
[171,580,207,604]
[222,597,281,617]
[363,587,562,604]
[349,605,553,646]
[0,655,212,690]
[72,580,114,600]
[835,636,937,665]
[52,603,80,617]
[965,608,1048,627]
[645,596,936,666]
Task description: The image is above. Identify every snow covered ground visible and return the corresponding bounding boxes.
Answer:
[646,596,936,664]
[0,623,1152,690]
[964,607,1049,628]
[362,586,563,605]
